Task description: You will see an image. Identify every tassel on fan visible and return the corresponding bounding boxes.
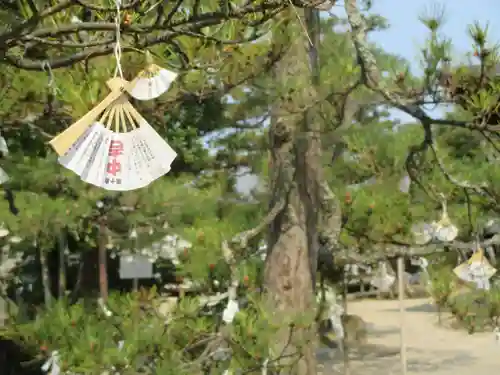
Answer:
[53,77,177,191]
[127,52,178,101]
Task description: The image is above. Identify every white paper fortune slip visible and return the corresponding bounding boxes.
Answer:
[0,135,9,184]
[453,249,496,290]
[370,262,395,292]
[128,58,178,101]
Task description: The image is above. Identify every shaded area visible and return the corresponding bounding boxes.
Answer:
[0,339,43,375]
[317,347,478,375]
[382,302,437,313]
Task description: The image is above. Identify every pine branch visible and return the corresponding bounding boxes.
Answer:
[318,181,342,251]
[73,0,142,12]
[231,200,285,249]
[0,0,74,45]
[2,2,282,70]
[335,233,500,265]
[344,0,500,133]
[221,240,238,301]
[428,136,489,193]
[0,1,336,71]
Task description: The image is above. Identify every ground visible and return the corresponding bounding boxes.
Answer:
[317,298,499,374]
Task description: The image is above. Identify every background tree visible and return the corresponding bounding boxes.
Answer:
[4,1,500,375]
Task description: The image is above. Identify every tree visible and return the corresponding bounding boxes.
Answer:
[260,10,319,375]
[5,1,500,375]
[0,0,333,70]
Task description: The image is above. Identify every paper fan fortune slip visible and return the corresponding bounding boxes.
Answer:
[453,248,496,289]
[54,77,177,191]
[128,63,178,101]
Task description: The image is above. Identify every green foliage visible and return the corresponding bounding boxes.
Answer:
[427,260,500,333]
[4,2,500,374]
[0,290,312,374]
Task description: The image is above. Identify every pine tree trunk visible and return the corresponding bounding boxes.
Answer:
[58,230,67,298]
[38,244,52,308]
[98,219,109,301]
[263,10,321,375]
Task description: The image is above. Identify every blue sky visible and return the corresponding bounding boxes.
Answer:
[370,0,500,62]
[368,0,500,121]
[236,0,500,193]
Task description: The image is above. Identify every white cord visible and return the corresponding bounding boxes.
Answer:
[42,60,59,95]
[114,0,124,79]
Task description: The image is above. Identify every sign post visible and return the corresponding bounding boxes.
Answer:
[119,254,153,291]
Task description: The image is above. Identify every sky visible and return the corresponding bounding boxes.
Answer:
[235,0,500,194]
[370,0,500,61]
[368,0,500,121]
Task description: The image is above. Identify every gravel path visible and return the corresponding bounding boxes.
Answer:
[316,298,499,375]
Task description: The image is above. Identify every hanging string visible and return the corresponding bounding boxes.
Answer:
[286,0,313,46]
[114,0,124,79]
[42,60,59,95]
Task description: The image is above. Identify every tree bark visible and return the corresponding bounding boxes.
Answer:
[39,244,52,308]
[263,9,322,375]
[98,218,109,302]
[58,229,67,298]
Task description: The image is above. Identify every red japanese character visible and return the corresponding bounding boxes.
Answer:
[106,159,121,176]
[108,140,124,157]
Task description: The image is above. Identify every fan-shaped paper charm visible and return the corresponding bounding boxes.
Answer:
[453,249,496,290]
[434,199,458,242]
[411,222,435,245]
[128,64,178,101]
[48,71,178,156]
[55,78,177,191]
[370,262,395,291]
[434,223,458,242]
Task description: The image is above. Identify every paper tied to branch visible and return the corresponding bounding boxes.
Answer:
[411,222,435,245]
[370,262,395,292]
[222,299,239,324]
[98,298,113,317]
[329,305,345,339]
[453,250,496,290]
[41,351,61,375]
[434,224,458,243]
[419,257,429,269]
[261,358,269,375]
